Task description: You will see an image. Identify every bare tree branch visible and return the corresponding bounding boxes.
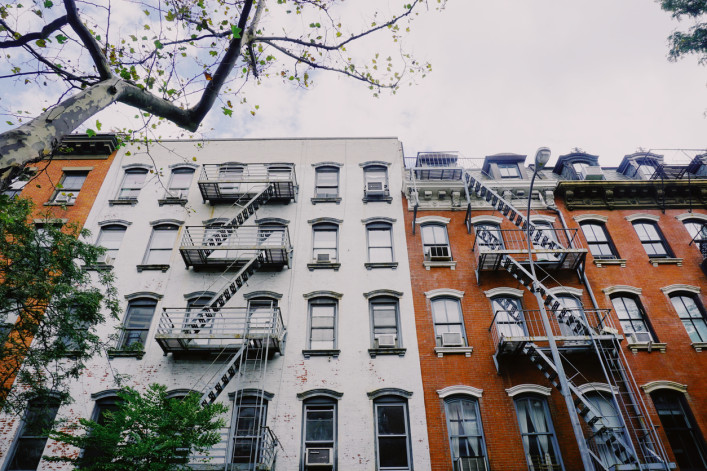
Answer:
[0,16,70,49]
[63,0,112,80]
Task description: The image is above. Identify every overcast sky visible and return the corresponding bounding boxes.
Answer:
[3,0,705,167]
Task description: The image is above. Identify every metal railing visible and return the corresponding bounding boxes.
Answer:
[157,307,285,341]
[199,163,297,187]
[489,308,617,353]
[229,427,279,470]
[180,226,291,251]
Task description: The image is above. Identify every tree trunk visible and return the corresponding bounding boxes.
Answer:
[0,78,122,174]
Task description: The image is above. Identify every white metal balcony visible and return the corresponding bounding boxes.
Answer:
[198,164,296,204]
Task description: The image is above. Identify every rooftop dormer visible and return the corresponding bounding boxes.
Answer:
[618,152,664,180]
[552,151,604,181]
[481,153,527,180]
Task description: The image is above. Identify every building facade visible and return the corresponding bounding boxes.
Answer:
[402,150,707,471]
[1,137,431,471]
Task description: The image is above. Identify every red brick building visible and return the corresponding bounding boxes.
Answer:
[403,150,707,471]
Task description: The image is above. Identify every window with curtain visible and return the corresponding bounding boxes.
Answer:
[583,391,625,469]
[474,223,504,250]
[118,298,157,349]
[302,397,337,469]
[117,168,147,200]
[374,396,412,471]
[6,398,60,471]
[670,294,707,343]
[431,296,467,346]
[580,222,618,259]
[611,295,654,340]
[444,396,487,471]
[651,389,707,471]
[633,221,672,258]
[514,395,564,471]
[491,296,525,339]
[96,224,127,260]
[143,224,179,265]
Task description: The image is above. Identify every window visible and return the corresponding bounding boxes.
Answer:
[117,168,147,200]
[611,295,654,340]
[302,398,337,469]
[498,162,521,178]
[96,225,127,260]
[52,171,88,204]
[166,167,194,199]
[683,219,707,255]
[367,222,394,263]
[492,296,525,338]
[572,162,590,179]
[374,397,412,470]
[444,397,488,471]
[514,395,564,471]
[218,164,243,194]
[431,297,467,346]
[580,222,618,259]
[475,223,504,250]
[6,398,60,471]
[583,392,626,469]
[633,221,672,258]
[370,296,401,349]
[670,294,707,343]
[312,223,338,263]
[248,297,278,335]
[268,165,291,181]
[650,389,707,470]
[315,166,339,198]
[636,163,656,180]
[421,224,451,261]
[554,295,588,338]
[143,224,179,265]
[363,165,389,199]
[81,395,121,463]
[118,298,157,349]
[308,297,337,350]
[533,221,560,262]
[233,395,268,464]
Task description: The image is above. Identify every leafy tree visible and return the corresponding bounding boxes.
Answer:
[47,384,229,471]
[0,0,446,180]
[0,195,119,414]
[659,0,707,64]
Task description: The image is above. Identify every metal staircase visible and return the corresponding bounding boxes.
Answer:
[464,171,670,470]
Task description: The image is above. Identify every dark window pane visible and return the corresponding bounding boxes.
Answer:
[377,405,406,435]
[378,437,409,467]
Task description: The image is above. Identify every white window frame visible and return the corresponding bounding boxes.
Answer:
[117,168,148,200]
[52,170,88,204]
[142,224,179,265]
[374,398,412,471]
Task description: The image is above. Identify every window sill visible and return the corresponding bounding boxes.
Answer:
[649,258,682,267]
[365,262,398,270]
[158,198,188,206]
[691,342,707,352]
[628,342,667,354]
[434,346,473,357]
[302,349,340,359]
[369,347,406,358]
[83,263,114,271]
[137,264,170,273]
[307,262,341,271]
[109,198,138,206]
[362,196,393,204]
[423,260,457,270]
[44,201,75,206]
[593,258,627,268]
[311,197,341,205]
[107,349,145,360]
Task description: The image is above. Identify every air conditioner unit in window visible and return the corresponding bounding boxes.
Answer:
[428,246,451,261]
[305,447,333,467]
[441,332,464,347]
[582,167,606,181]
[366,181,386,195]
[54,193,71,203]
[316,253,331,263]
[455,457,488,471]
[97,253,114,265]
[165,189,188,199]
[627,331,652,345]
[376,334,397,348]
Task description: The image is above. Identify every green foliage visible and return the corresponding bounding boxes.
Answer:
[47,384,228,471]
[659,0,707,64]
[0,196,119,414]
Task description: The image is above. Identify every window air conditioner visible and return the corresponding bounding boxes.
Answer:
[376,334,397,348]
[316,253,331,263]
[428,246,451,261]
[166,189,188,199]
[305,447,333,467]
[97,253,113,265]
[627,331,652,345]
[582,167,606,181]
[441,332,464,347]
[54,193,71,203]
[366,181,386,195]
[456,457,488,471]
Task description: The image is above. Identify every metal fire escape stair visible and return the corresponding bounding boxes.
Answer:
[463,171,669,470]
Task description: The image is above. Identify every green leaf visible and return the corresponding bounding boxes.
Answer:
[154,40,163,49]
[95,120,102,131]
[221,107,232,117]
[231,25,242,38]
[5,121,13,125]
[35,39,47,48]
[86,128,96,137]
[55,34,67,44]
[44,0,53,7]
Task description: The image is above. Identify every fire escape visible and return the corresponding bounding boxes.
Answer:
[407,153,672,471]
[155,163,296,470]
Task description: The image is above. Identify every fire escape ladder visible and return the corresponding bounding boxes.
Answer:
[464,172,670,469]
[227,184,275,228]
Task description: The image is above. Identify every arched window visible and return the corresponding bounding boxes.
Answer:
[218,163,244,194]
[431,296,467,347]
[632,220,672,258]
[363,164,389,200]
[118,297,157,349]
[315,166,340,198]
[583,391,625,468]
[421,223,451,261]
[96,224,127,260]
[232,391,271,465]
[366,221,394,264]
[373,395,412,470]
[117,168,148,200]
[369,295,401,349]
[491,296,525,338]
[670,293,707,343]
[5,396,60,470]
[553,294,588,339]
[580,221,618,260]
[82,392,122,462]
[142,224,179,265]
[611,295,655,342]
[166,167,195,199]
[312,222,339,262]
[301,394,338,469]
[513,395,564,471]
[474,222,504,250]
[307,297,338,351]
[444,396,487,471]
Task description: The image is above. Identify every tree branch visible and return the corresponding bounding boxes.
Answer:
[63,0,112,80]
[0,16,69,49]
